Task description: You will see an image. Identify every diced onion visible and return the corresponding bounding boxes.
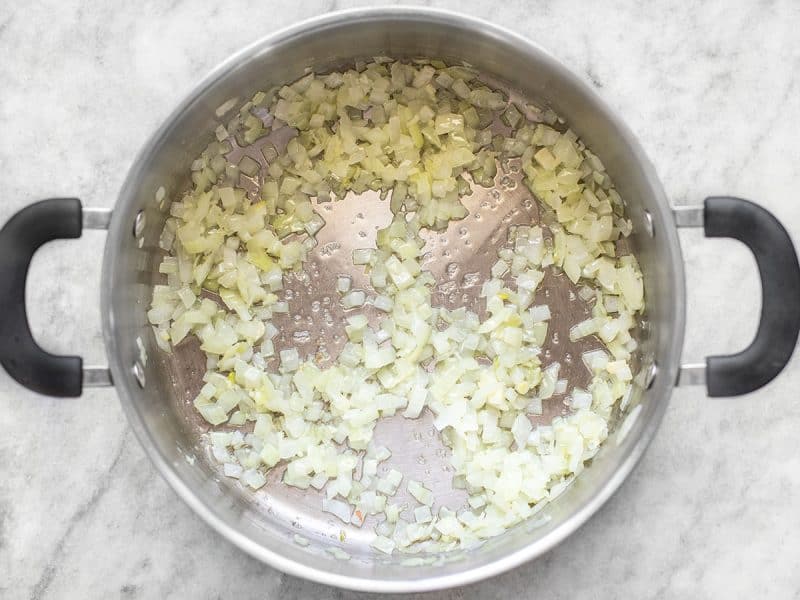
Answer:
[322,498,353,523]
[530,304,551,322]
[150,57,644,556]
[414,505,433,523]
[336,276,352,294]
[373,295,393,312]
[341,290,366,309]
[279,348,300,372]
[371,535,396,554]
[352,249,374,265]
[570,388,593,409]
[408,480,434,506]
[241,469,267,490]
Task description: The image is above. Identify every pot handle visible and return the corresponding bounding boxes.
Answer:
[675,196,800,396]
[0,198,112,397]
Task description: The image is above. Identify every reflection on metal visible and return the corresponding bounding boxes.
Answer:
[644,362,657,389]
[132,361,146,388]
[82,207,113,230]
[83,366,113,387]
[677,362,706,386]
[672,205,704,228]
[643,210,655,237]
[134,210,147,239]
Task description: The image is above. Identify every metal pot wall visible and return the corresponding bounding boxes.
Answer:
[1,8,798,593]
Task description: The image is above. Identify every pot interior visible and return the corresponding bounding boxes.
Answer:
[103,9,684,591]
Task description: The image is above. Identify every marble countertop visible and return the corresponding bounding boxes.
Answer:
[2,1,800,598]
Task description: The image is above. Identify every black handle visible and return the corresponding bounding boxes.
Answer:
[0,198,84,397]
[703,196,800,396]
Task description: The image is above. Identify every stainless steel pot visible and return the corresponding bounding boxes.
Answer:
[2,8,798,593]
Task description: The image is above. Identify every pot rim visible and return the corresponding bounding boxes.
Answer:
[101,6,684,593]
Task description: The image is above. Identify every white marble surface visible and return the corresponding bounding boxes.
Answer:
[1,1,800,598]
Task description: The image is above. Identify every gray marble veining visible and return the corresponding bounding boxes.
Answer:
[1,1,800,598]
